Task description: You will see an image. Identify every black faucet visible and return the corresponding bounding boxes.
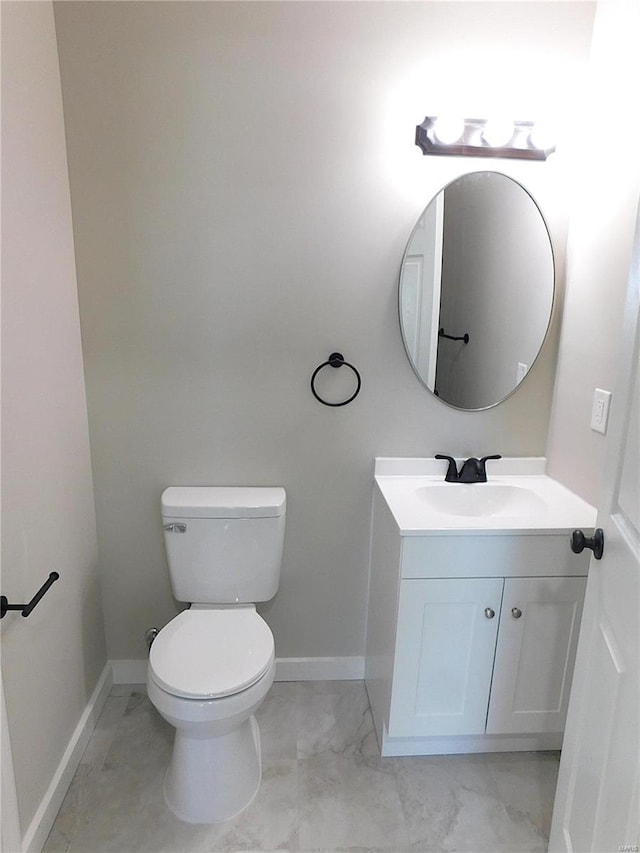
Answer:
[435,454,502,483]
[435,454,460,482]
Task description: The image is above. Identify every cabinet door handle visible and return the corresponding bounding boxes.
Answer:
[511,607,522,619]
[484,607,495,619]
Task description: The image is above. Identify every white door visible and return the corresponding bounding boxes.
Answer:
[549,206,640,851]
[389,577,503,737]
[486,576,587,735]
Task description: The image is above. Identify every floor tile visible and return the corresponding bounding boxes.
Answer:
[392,753,496,850]
[45,758,189,852]
[392,752,553,852]
[296,681,378,760]
[298,754,410,850]
[45,681,559,853]
[256,684,298,761]
[79,695,131,771]
[486,751,560,840]
[103,690,173,771]
[108,683,144,697]
[191,760,298,852]
[43,764,91,853]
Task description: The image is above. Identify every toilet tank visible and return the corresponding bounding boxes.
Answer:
[161,486,286,604]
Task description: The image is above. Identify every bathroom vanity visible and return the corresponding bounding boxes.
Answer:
[365,457,597,756]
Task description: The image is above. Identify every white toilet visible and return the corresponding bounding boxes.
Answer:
[147,485,286,824]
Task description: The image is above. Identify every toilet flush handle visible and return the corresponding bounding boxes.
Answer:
[163,523,187,533]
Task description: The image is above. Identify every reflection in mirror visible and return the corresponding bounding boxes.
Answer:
[399,172,554,410]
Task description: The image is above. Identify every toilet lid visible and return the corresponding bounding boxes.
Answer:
[149,608,274,699]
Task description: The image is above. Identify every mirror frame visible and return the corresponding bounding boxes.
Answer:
[398,171,555,411]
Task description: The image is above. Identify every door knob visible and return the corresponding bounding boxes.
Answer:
[511,607,522,619]
[570,528,604,560]
[484,607,495,619]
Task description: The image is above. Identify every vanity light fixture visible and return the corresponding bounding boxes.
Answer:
[415,116,556,160]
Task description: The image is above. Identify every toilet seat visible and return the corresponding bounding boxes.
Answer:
[149,608,274,699]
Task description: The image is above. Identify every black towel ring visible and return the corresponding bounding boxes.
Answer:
[310,352,362,407]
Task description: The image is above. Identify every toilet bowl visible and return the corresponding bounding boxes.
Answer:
[148,605,276,823]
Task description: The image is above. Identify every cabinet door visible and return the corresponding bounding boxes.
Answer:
[486,576,587,735]
[388,578,504,737]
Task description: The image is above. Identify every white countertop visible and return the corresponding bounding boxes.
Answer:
[374,457,597,536]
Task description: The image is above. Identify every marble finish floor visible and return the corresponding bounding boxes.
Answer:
[44,680,559,853]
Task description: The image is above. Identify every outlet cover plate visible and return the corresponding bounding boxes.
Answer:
[591,388,612,434]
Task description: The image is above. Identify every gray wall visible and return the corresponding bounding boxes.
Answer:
[546,0,640,505]
[1,1,107,835]
[53,1,596,662]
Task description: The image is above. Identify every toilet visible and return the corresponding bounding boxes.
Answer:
[146,485,286,824]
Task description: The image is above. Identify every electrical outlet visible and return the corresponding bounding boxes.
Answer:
[591,388,612,434]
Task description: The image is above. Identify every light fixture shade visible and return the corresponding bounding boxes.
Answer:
[482,118,515,148]
[415,116,555,160]
[529,122,557,152]
[432,116,465,145]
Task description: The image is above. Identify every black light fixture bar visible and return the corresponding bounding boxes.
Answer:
[415,116,555,161]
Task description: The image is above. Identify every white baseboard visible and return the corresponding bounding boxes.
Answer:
[110,656,365,685]
[22,663,112,853]
[381,724,563,756]
[274,656,365,681]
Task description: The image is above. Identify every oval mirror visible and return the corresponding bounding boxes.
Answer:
[399,172,554,410]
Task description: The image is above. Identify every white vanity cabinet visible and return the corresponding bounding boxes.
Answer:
[365,470,595,757]
[485,575,586,735]
[388,575,586,741]
[389,577,504,738]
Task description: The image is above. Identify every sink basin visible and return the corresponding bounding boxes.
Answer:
[415,483,546,518]
[373,458,598,534]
